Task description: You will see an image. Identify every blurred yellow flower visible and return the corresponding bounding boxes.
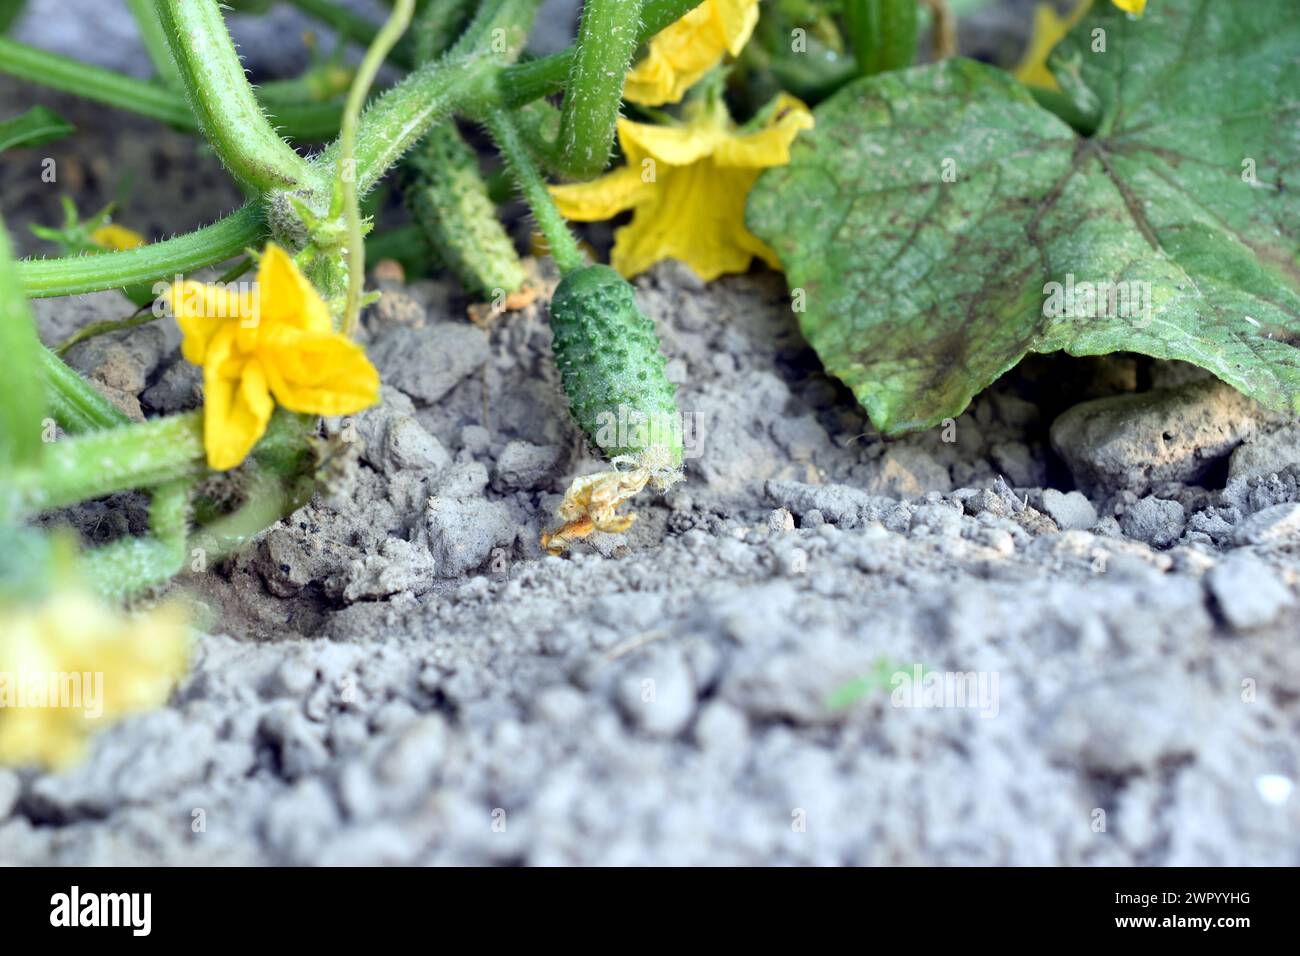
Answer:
[166,244,380,471]
[0,591,189,769]
[623,0,760,106]
[90,223,146,251]
[1015,0,1145,91]
[551,93,814,281]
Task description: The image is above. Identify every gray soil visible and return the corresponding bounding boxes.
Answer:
[2,0,1298,866]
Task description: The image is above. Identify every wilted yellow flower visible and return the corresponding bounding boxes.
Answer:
[1016,0,1145,90]
[0,591,189,769]
[90,223,146,251]
[551,93,813,281]
[166,243,380,470]
[623,0,760,106]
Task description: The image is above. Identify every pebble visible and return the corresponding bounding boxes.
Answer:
[1040,489,1098,531]
[1207,554,1294,631]
[1119,496,1186,548]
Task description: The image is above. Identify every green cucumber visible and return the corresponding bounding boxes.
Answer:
[843,0,919,76]
[404,123,527,299]
[548,264,682,470]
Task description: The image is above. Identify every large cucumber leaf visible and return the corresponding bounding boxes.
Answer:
[748,0,1300,434]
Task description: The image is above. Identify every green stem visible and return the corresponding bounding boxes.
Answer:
[0,216,44,468]
[485,109,584,274]
[125,0,183,89]
[13,412,207,513]
[82,477,192,599]
[18,203,266,298]
[0,36,339,142]
[284,0,416,69]
[152,0,316,191]
[315,55,490,195]
[412,0,476,62]
[558,0,642,179]
[0,35,194,127]
[497,0,702,108]
[339,0,417,335]
[40,347,131,434]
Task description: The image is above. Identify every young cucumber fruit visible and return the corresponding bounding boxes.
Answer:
[548,265,683,470]
[404,124,527,299]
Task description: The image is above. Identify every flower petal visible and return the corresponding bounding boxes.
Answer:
[90,224,145,251]
[550,164,656,221]
[201,326,274,471]
[261,326,380,417]
[713,94,814,168]
[610,161,764,281]
[617,115,726,167]
[166,280,250,365]
[623,0,759,106]
[256,243,333,335]
[1111,0,1144,14]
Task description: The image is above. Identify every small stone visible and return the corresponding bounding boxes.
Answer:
[368,288,425,328]
[370,323,488,404]
[429,461,489,498]
[1040,489,1098,531]
[692,701,748,751]
[140,360,203,414]
[1233,503,1300,545]
[767,508,795,533]
[868,446,951,498]
[420,496,516,577]
[990,441,1045,488]
[616,649,696,738]
[493,441,562,490]
[385,416,450,473]
[1206,554,1294,631]
[1228,424,1300,482]
[1050,380,1262,496]
[1120,496,1186,548]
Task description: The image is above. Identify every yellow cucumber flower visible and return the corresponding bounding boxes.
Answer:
[550,92,814,282]
[623,0,760,106]
[165,244,380,471]
[90,223,146,251]
[1016,0,1145,91]
[0,591,190,769]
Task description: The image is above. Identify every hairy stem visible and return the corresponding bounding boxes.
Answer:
[0,217,44,469]
[340,0,417,334]
[498,0,701,107]
[284,0,416,69]
[18,203,266,298]
[558,0,643,179]
[486,109,585,274]
[13,412,207,514]
[152,0,316,191]
[40,348,131,434]
[125,0,183,89]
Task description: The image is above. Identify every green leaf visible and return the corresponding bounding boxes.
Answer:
[0,105,73,153]
[748,0,1300,435]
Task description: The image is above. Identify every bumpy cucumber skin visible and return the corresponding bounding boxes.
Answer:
[404,124,527,298]
[549,265,683,468]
